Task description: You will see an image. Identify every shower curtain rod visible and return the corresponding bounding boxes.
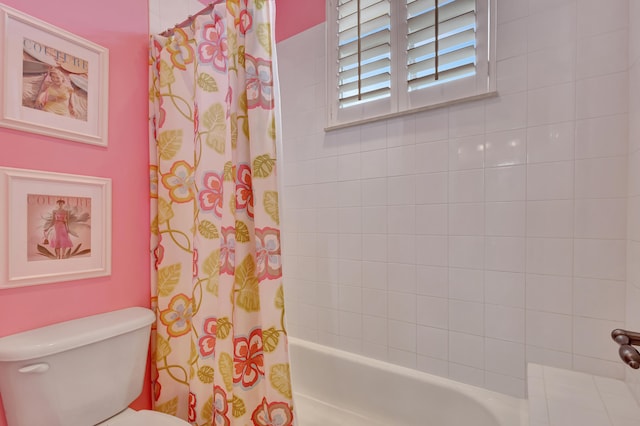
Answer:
[160,0,225,37]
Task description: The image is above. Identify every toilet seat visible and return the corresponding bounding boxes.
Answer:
[97,409,191,425]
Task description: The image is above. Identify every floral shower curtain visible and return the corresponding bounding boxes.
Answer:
[148,1,295,424]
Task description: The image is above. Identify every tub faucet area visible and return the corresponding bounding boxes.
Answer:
[612,329,640,369]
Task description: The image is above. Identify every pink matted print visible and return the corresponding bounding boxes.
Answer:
[0,167,111,289]
[26,194,92,261]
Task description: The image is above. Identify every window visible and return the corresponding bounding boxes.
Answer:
[327,0,496,128]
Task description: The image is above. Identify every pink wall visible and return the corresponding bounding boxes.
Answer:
[275,0,325,42]
[0,0,321,424]
[197,0,325,41]
[0,0,150,424]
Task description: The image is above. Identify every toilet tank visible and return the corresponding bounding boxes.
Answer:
[0,307,155,426]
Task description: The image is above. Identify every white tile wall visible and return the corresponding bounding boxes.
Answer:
[276,0,636,399]
[627,0,640,404]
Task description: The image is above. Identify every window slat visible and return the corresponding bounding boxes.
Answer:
[339,57,392,85]
[339,14,391,47]
[408,44,476,80]
[408,0,475,23]
[407,26,436,50]
[407,8,435,35]
[407,62,476,91]
[338,0,385,19]
[340,87,391,107]
[408,10,475,50]
[339,72,391,99]
[407,0,435,19]
[439,0,475,23]
[408,5,475,36]
[340,28,391,59]
[338,43,391,71]
[407,28,475,65]
[338,1,390,33]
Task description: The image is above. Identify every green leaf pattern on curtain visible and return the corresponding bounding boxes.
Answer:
[149,1,295,424]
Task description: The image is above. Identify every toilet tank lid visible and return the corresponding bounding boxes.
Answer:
[0,307,155,362]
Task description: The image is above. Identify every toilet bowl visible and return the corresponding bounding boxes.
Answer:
[0,307,190,426]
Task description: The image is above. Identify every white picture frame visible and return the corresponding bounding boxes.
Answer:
[0,3,109,146]
[0,167,112,288]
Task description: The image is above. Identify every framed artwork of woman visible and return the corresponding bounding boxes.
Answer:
[29,196,92,261]
[0,167,111,289]
[0,4,108,146]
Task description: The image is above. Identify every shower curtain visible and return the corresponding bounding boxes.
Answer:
[149,1,295,424]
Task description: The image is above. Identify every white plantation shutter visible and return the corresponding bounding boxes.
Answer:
[406,0,477,91]
[337,0,392,107]
[327,0,495,128]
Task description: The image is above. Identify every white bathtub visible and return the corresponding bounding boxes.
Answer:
[289,338,529,426]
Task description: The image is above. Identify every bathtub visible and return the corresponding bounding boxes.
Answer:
[288,338,528,426]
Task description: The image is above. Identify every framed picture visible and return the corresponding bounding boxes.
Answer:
[0,167,112,288]
[0,4,108,146]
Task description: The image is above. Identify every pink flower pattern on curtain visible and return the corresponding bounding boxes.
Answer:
[149,1,295,424]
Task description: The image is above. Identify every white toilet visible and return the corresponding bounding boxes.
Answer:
[0,307,190,426]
